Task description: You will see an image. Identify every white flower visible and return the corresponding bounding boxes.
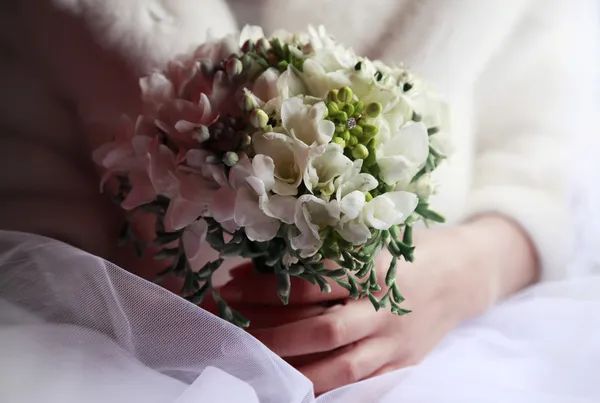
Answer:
[182,219,208,261]
[252,67,306,115]
[376,122,429,187]
[334,160,379,200]
[239,25,265,47]
[282,97,335,147]
[405,173,435,199]
[252,131,311,196]
[212,154,296,242]
[304,143,353,194]
[291,195,340,258]
[363,192,418,229]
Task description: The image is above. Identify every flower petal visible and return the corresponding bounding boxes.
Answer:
[121,171,157,210]
[182,219,208,261]
[212,187,236,224]
[264,195,296,224]
[339,191,365,220]
[164,196,206,231]
[385,191,419,224]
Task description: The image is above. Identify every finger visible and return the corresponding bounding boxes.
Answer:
[298,337,391,395]
[238,304,330,329]
[219,267,350,305]
[250,299,387,357]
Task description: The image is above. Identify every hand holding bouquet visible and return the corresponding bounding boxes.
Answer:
[94,25,449,327]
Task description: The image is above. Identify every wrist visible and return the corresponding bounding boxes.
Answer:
[456,214,539,307]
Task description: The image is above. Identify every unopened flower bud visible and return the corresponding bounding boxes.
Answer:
[348,135,358,147]
[352,144,369,160]
[240,133,252,148]
[241,39,254,53]
[242,91,260,112]
[343,103,355,117]
[193,125,210,143]
[337,87,354,104]
[327,89,339,103]
[362,124,379,137]
[332,137,346,148]
[335,123,346,133]
[226,58,243,77]
[249,109,269,128]
[200,61,214,77]
[327,102,340,117]
[366,102,383,118]
[341,130,351,142]
[350,126,363,138]
[353,101,365,114]
[277,60,289,72]
[365,192,373,202]
[256,38,271,54]
[205,155,220,164]
[223,151,239,167]
[337,111,348,123]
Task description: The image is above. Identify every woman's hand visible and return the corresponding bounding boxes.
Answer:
[217,215,538,394]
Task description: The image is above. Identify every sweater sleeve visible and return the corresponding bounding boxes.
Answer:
[465,0,600,281]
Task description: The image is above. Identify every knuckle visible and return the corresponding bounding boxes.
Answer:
[339,356,362,384]
[318,317,347,349]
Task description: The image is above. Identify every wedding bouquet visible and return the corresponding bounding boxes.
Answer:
[94,26,449,327]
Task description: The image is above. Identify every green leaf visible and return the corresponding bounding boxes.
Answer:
[391,283,405,303]
[154,231,182,246]
[315,276,332,293]
[231,309,251,328]
[356,260,373,278]
[327,269,347,278]
[387,241,402,257]
[188,282,210,305]
[333,278,352,292]
[275,269,291,305]
[402,225,413,246]
[217,299,234,322]
[206,231,225,249]
[427,127,440,136]
[219,242,244,258]
[385,257,398,286]
[348,276,359,299]
[287,264,305,276]
[182,270,198,295]
[153,248,179,260]
[368,293,381,311]
[379,292,390,308]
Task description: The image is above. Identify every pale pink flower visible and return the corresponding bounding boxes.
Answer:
[182,219,208,261]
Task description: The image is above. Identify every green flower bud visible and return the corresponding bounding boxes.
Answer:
[348,135,358,146]
[277,60,289,72]
[350,125,363,138]
[193,125,210,143]
[366,102,383,118]
[362,124,379,136]
[249,109,269,128]
[341,130,351,142]
[332,137,346,148]
[352,144,369,159]
[353,101,365,114]
[335,123,346,133]
[327,102,340,117]
[225,58,243,77]
[223,151,239,167]
[342,103,355,117]
[205,155,220,164]
[365,192,373,202]
[363,150,377,167]
[327,89,339,103]
[337,111,348,123]
[337,87,354,103]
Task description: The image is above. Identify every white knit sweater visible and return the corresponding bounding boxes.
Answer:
[0,0,597,280]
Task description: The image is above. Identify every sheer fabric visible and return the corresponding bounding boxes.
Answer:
[1,230,600,403]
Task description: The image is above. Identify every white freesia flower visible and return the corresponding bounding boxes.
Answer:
[304,143,353,194]
[363,192,418,229]
[376,122,429,187]
[212,154,295,241]
[282,97,335,146]
[239,25,265,47]
[291,195,340,258]
[332,160,378,244]
[252,131,311,196]
[253,67,306,115]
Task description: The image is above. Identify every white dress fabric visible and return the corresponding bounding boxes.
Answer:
[1,230,600,403]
